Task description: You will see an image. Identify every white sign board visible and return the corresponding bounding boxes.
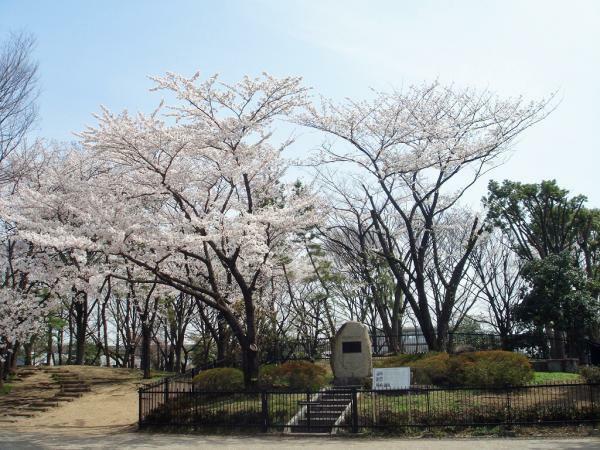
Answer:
[372,367,411,390]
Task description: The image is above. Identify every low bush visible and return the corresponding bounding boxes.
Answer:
[258,361,327,391]
[374,352,438,368]
[580,366,600,383]
[192,367,244,391]
[258,364,285,389]
[411,353,451,385]
[449,350,533,387]
[375,352,450,385]
[374,350,533,387]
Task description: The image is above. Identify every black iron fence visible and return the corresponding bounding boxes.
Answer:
[139,381,599,432]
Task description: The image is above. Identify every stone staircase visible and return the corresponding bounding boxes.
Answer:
[0,366,91,423]
[288,387,358,434]
[48,368,91,401]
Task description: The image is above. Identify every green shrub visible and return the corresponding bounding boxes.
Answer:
[258,364,286,389]
[192,367,244,391]
[258,361,327,391]
[580,366,600,383]
[374,352,438,368]
[374,352,449,385]
[410,353,451,385]
[450,350,533,387]
[374,350,533,387]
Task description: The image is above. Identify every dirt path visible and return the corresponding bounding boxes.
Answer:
[0,366,143,429]
[14,380,139,429]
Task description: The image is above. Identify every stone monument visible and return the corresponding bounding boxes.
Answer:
[331,321,372,386]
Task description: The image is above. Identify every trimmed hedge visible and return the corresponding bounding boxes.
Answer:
[192,367,244,391]
[375,350,533,387]
[450,350,533,387]
[259,361,327,391]
[580,366,600,383]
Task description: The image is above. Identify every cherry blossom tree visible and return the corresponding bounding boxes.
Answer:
[4,72,319,385]
[0,147,66,382]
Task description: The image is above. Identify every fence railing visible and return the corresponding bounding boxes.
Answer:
[139,381,599,432]
[139,358,224,421]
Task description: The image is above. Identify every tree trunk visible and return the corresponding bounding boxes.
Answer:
[57,322,63,365]
[46,323,53,365]
[0,359,4,389]
[241,344,259,388]
[500,331,512,351]
[435,321,451,352]
[165,325,174,372]
[141,324,152,379]
[174,334,184,374]
[548,326,566,359]
[216,316,227,363]
[74,299,88,365]
[9,344,18,374]
[67,303,74,363]
[24,340,33,366]
[102,301,110,367]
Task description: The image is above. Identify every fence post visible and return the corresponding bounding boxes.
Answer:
[426,389,431,432]
[306,392,311,430]
[261,391,269,432]
[138,387,143,429]
[351,387,359,434]
[164,378,170,406]
[590,383,596,427]
[505,388,512,430]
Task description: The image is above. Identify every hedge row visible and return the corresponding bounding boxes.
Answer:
[192,361,329,392]
[375,350,534,387]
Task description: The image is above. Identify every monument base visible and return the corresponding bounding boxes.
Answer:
[333,376,366,387]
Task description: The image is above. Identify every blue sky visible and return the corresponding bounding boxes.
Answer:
[1,0,599,206]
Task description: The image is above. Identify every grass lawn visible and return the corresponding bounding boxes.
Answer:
[150,370,175,379]
[532,371,582,384]
[160,391,303,427]
[0,383,12,395]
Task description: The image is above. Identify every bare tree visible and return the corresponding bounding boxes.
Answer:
[0,32,38,183]
[300,83,549,350]
[319,175,407,352]
[470,231,525,348]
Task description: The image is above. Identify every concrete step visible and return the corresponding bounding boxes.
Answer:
[311,401,349,407]
[294,419,338,433]
[61,387,90,393]
[57,380,85,385]
[31,401,59,407]
[291,426,331,434]
[305,411,344,418]
[55,392,83,398]
[6,412,37,417]
[319,396,352,402]
[21,406,49,412]
[52,397,75,402]
[299,415,339,422]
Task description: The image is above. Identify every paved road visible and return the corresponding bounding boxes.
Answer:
[0,429,599,450]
